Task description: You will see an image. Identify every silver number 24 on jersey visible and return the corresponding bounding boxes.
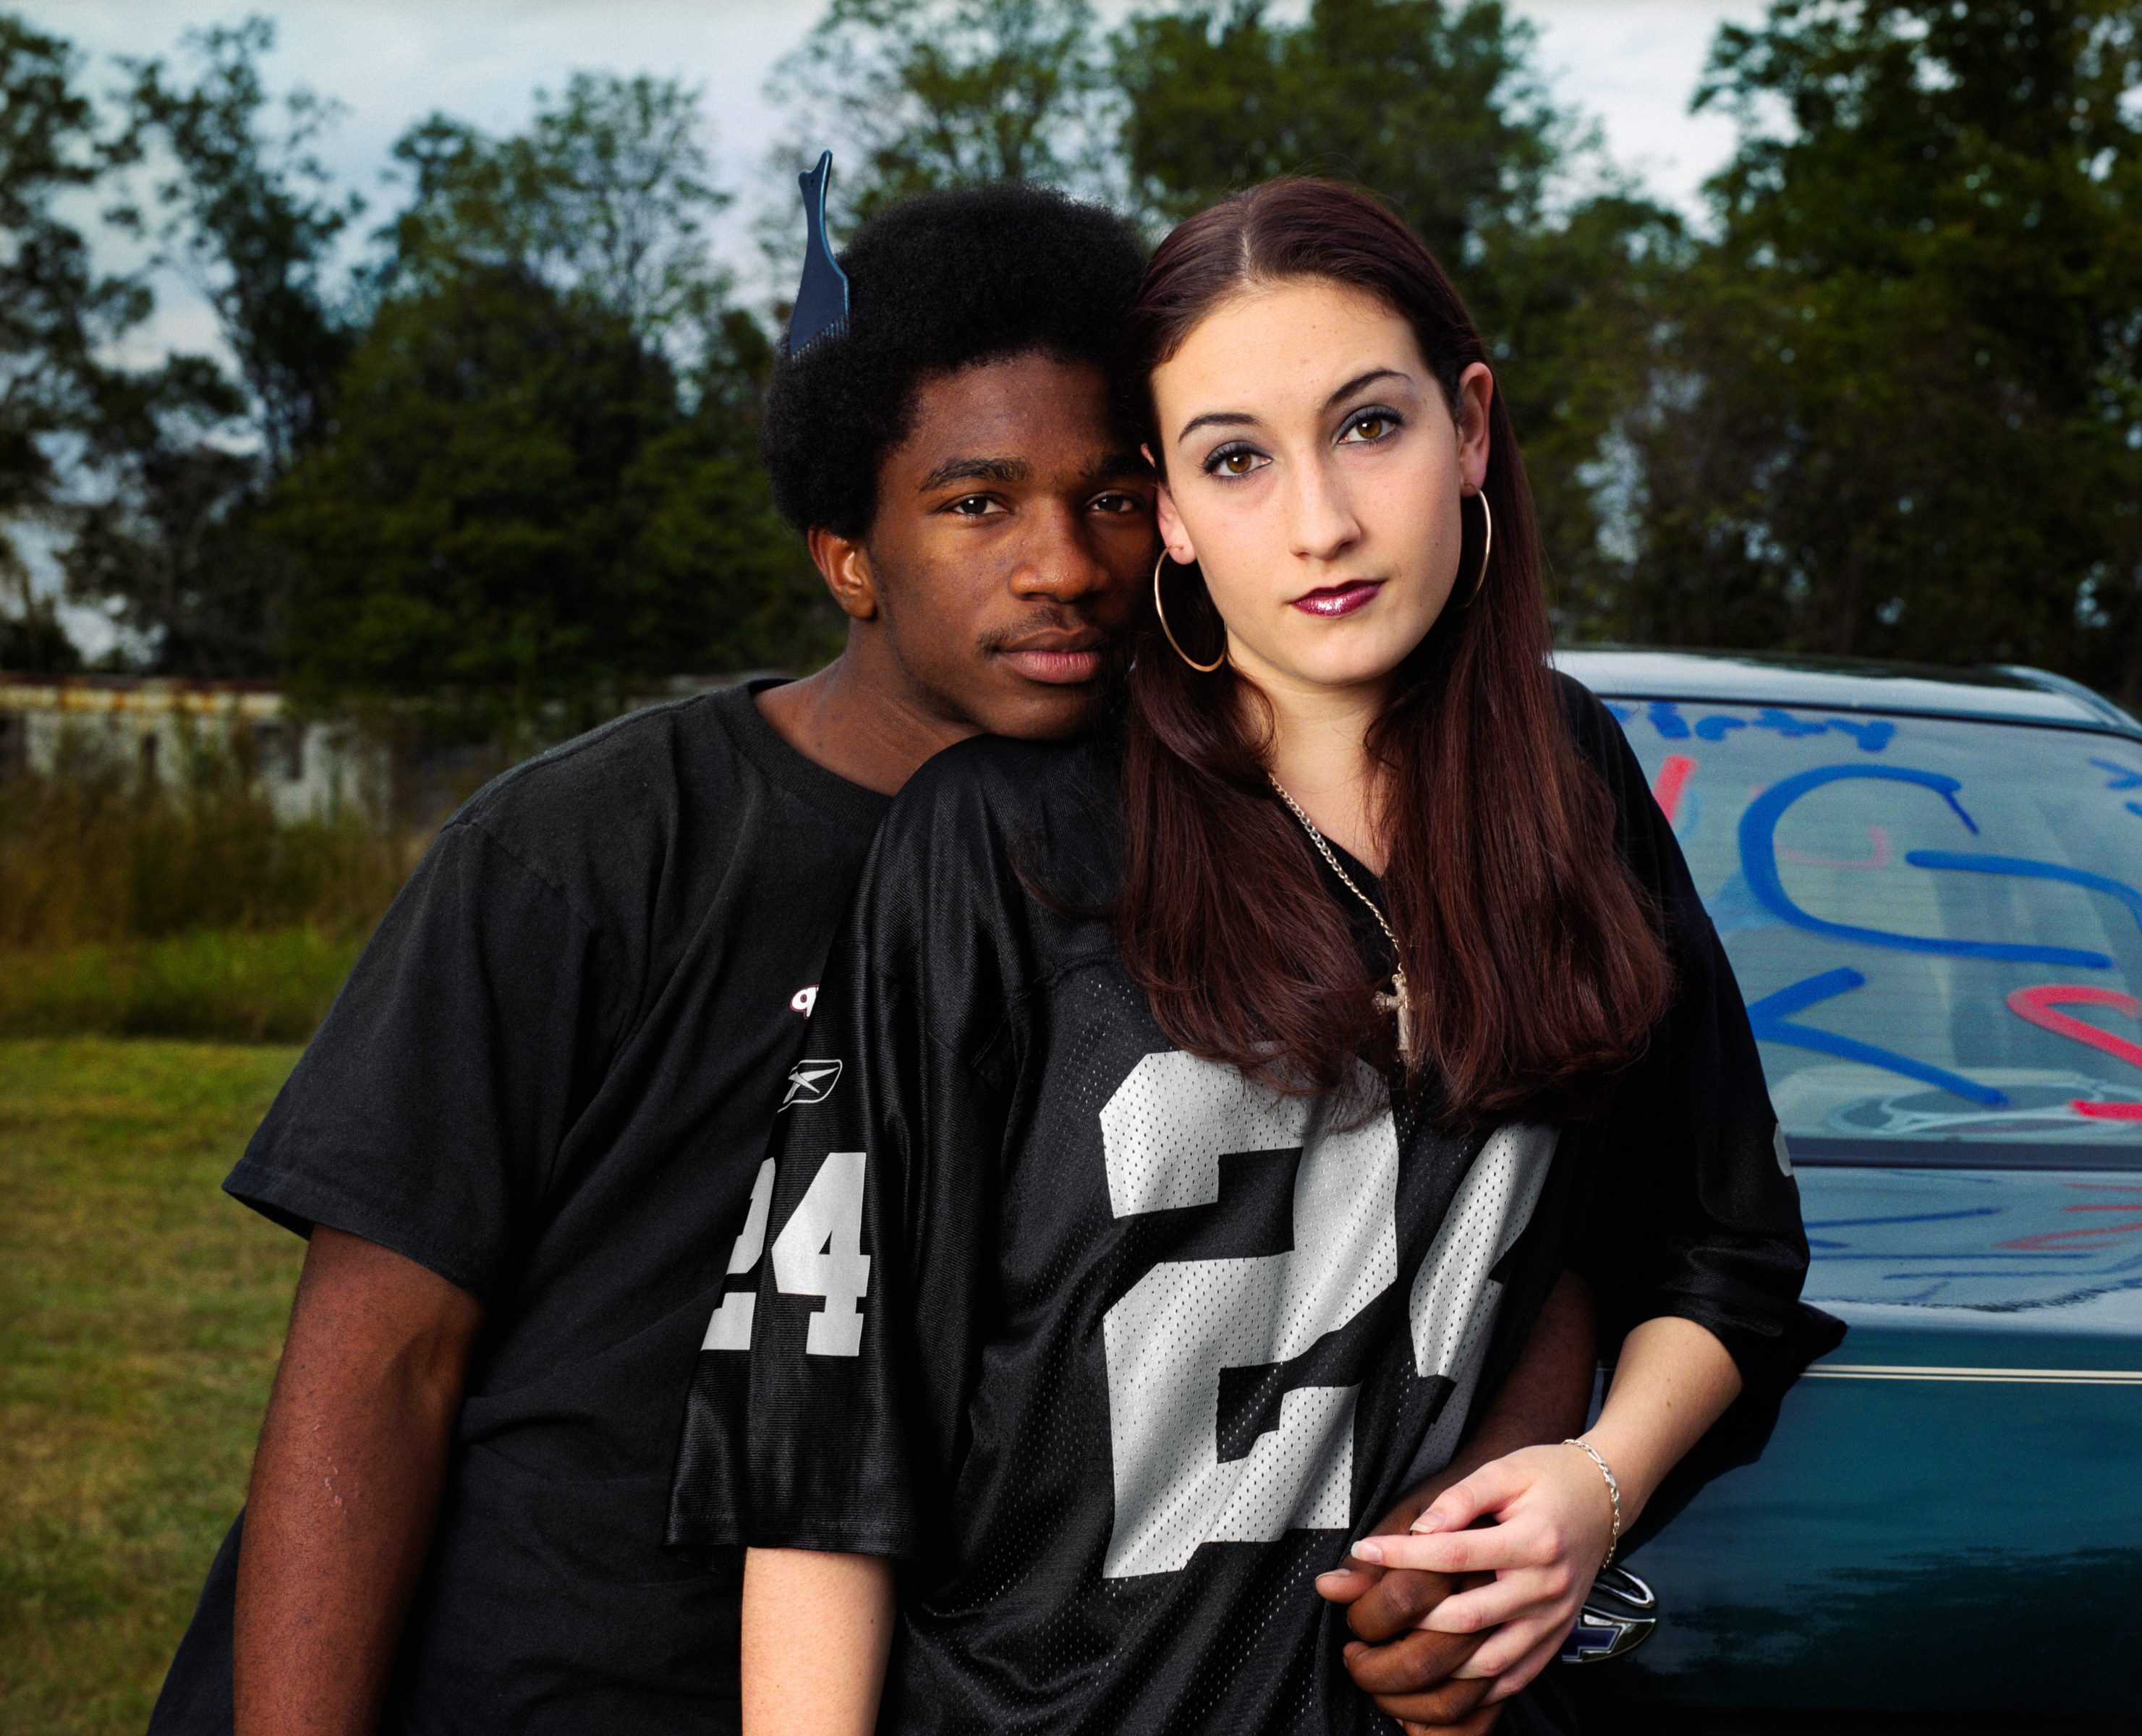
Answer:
[710,1048,1556,1578]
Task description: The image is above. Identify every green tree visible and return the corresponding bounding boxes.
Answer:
[1114,0,1557,245]
[1111,0,1683,618]
[111,14,358,470]
[58,16,357,674]
[0,590,81,671]
[762,0,1112,234]
[623,315,838,677]
[273,273,831,733]
[1619,0,2142,700]
[383,73,731,352]
[273,266,679,722]
[60,362,275,677]
[0,12,151,669]
[272,76,836,730]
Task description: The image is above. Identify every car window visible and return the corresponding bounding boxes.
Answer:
[1605,699,2142,1167]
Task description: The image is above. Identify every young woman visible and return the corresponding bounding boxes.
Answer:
[673,178,1830,1735]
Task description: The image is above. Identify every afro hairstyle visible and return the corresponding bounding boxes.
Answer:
[760,182,1147,541]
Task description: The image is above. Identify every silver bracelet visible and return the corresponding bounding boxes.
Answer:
[1563,1437,1623,1564]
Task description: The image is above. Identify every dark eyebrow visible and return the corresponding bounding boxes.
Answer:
[1173,367,1413,447]
[1174,409,1255,446]
[918,456,1031,493]
[1323,367,1406,409]
[1084,451,1151,486]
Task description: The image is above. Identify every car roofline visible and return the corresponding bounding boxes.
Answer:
[1983,664,2142,733]
[1553,646,2142,742]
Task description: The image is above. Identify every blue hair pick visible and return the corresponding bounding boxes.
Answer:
[787,150,850,354]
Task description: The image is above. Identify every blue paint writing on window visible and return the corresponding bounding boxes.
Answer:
[1624,704,1894,752]
[1752,707,1832,739]
[2128,801,2142,820]
[1824,717,1897,753]
[1745,967,2007,1106]
[2091,757,2142,791]
[1801,1204,2006,1249]
[1738,763,2116,968]
[1803,1208,2006,1230]
[1902,851,2142,945]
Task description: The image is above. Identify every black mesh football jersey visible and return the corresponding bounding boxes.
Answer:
[668,679,1824,1735]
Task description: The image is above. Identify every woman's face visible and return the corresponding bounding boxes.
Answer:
[1149,276,1492,707]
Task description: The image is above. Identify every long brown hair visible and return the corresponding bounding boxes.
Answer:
[1115,178,1669,1123]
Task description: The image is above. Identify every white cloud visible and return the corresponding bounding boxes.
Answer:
[1523,0,1765,219]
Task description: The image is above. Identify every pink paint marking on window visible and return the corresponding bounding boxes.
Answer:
[2006,984,2142,1066]
[1651,754,1696,825]
[1998,1197,2142,1251]
[2005,985,2142,1123]
[1998,1185,2142,1251]
[1777,825,1893,869]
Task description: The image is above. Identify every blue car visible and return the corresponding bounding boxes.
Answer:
[1552,649,2142,1729]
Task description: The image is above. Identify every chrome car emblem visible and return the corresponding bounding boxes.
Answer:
[1557,1565,1658,1665]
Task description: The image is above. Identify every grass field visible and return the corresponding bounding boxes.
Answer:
[0,932,367,1044]
[0,1040,302,1736]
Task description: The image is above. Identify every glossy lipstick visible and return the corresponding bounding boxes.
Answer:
[1290,579,1382,618]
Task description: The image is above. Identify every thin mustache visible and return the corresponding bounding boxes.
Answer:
[979,609,1123,657]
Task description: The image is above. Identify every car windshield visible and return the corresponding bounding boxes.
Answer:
[1604,697,2142,1168]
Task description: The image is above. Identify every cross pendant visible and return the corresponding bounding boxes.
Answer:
[1374,971,1413,1064]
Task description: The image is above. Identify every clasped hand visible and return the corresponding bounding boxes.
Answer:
[1314,1443,1617,1735]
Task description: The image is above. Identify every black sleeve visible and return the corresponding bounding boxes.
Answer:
[683,768,1023,1559]
[223,818,627,1303]
[1557,678,1844,1395]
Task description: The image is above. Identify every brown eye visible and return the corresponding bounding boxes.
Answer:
[1345,412,1398,443]
[1202,442,1267,480]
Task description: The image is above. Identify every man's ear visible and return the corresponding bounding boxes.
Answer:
[807,526,880,622]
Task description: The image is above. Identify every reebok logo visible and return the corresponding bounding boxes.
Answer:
[781,1058,842,1110]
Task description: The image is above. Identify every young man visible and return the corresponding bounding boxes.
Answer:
[145,181,1160,1736]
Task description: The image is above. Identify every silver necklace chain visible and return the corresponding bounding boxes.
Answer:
[1266,771,1414,1062]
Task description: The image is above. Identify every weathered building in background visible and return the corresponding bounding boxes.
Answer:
[0,673,760,831]
[0,675,388,822]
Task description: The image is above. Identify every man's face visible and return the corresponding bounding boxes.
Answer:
[847,352,1156,741]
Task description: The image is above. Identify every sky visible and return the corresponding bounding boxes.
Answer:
[26,0,1767,651]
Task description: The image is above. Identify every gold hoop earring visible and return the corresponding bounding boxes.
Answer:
[1153,548,1225,673]
[1465,490,1494,604]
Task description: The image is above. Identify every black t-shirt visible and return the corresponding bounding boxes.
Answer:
[151,681,888,1736]
[667,678,1828,1735]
